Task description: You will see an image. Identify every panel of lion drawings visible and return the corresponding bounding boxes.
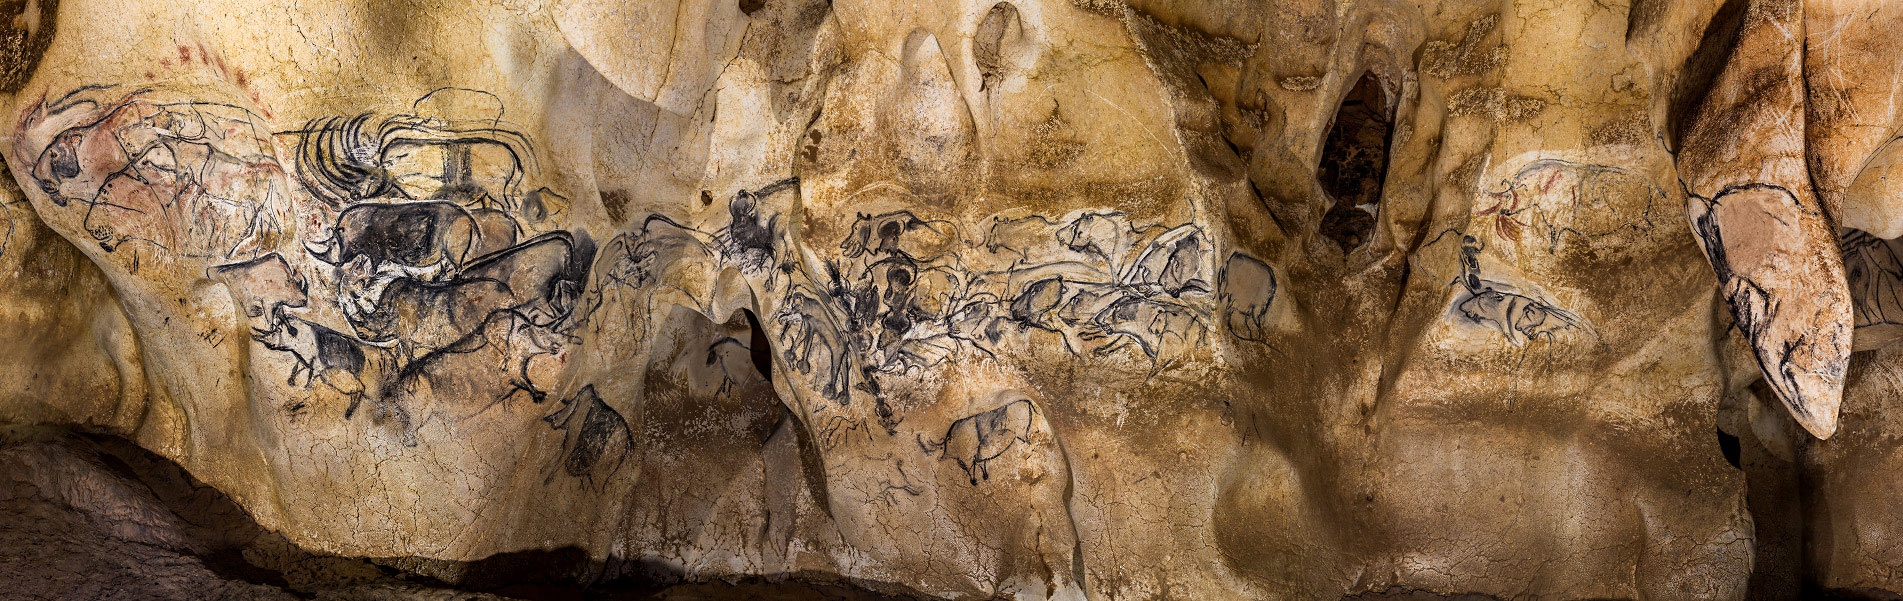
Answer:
[19,85,290,266]
[16,85,603,458]
[1842,228,1903,350]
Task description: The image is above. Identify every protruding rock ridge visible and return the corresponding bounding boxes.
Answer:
[1677,0,1849,439]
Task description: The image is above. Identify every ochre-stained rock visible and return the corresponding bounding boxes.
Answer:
[1,0,1902,599]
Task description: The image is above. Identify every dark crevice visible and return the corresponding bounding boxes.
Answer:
[1718,426,1742,469]
[1317,72,1393,252]
[743,307,775,386]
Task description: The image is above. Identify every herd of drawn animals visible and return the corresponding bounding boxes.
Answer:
[18,85,1307,491]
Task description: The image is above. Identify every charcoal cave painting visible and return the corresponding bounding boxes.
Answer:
[1406,158,1673,347]
[917,398,1039,486]
[67,77,1292,494]
[17,86,607,483]
[586,185,1282,442]
[1843,228,1903,350]
[1471,159,1662,254]
[27,0,1903,598]
[1450,234,1586,345]
[541,385,632,492]
[1686,182,1850,438]
[20,86,290,265]
[274,91,591,447]
[6,84,1287,511]
[1413,226,1592,347]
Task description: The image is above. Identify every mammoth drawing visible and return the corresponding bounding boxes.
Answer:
[1216,252,1276,342]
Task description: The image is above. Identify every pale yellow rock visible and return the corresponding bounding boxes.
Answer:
[0,0,1900,599]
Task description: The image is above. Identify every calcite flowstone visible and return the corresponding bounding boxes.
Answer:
[2,0,1902,599]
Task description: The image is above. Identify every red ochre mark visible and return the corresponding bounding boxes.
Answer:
[144,72,154,80]
[158,58,171,67]
[246,89,275,120]
[177,45,192,62]
[234,69,248,87]
[14,89,48,142]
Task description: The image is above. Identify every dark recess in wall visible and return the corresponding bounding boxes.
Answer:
[1317,72,1392,252]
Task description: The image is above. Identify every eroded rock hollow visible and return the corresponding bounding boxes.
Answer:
[2,0,1902,598]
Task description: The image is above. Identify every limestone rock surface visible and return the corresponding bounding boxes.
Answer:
[1,0,1902,599]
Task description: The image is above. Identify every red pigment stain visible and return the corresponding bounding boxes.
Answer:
[144,72,154,79]
[177,45,191,62]
[158,58,170,67]
[82,127,121,171]
[17,89,47,129]
[234,69,248,87]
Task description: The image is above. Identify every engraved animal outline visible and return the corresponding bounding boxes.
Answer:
[1473,158,1662,254]
[23,89,287,259]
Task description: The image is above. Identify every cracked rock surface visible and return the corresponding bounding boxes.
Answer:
[2,0,1903,599]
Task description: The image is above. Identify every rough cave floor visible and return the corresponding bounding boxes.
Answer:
[0,423,1891,601]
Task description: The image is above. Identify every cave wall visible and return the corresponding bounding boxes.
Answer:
[0,0,1899,599]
